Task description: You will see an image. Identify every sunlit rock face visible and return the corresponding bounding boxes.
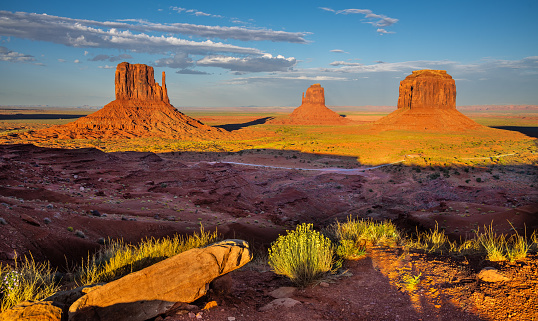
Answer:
[29,62,224,139]
[373,70,481,131]
[288,84,348,124]
[397,70,456,110]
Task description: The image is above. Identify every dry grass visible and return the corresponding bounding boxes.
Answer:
[0,254,61,312]
[407,222,536,262]
[76,226,218,286]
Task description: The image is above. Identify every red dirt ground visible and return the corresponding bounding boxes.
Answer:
[0,143,537,320]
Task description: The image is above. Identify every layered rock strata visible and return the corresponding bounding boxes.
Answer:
[373,70,481,131]
[285,84,348,124]
[31,62,224,139]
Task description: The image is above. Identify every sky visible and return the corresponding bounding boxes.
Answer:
[0,0,537,108]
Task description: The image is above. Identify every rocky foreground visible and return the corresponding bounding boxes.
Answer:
[0,143,537,320]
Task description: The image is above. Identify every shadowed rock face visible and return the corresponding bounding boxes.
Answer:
[374,70,481,131]
[28,62,224,139]
[287,84,348,124]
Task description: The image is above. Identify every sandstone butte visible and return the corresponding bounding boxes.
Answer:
[275,84,349,125]
[28,62,225,139]
[373,70,482,131]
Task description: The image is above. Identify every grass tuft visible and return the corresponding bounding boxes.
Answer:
[0,254,61,312]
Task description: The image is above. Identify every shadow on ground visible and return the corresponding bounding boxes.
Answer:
[216,117,274,131]
[0,114,83,120]
[492,126,538,138]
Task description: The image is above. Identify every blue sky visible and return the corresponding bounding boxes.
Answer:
[0,0,537,107]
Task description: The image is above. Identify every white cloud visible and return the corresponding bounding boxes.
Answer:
[74,59,80,63]
[321,7,398,34]
[155,52,193,69]
[376,28,394,35]
[226,74,348,85]
[0,46,37,63]
[98,65,115,69]
[330,61,362,67]
[171,7,223,18]
[89,53,132,62]
[58,58,66,63]
[176,69,210,75]
[0,11,308,59]
[197,53,296,72]
[330,49,348,54]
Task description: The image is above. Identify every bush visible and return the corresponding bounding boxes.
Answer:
[0,254,61,312]
[268,223,337,287]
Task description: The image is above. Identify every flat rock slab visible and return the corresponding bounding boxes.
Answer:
[69,239,251,321]
[0,300,62,321]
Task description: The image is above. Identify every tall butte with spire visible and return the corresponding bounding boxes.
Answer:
[286,84,348,124]
[33,62,224,139]
[373,70,481,131]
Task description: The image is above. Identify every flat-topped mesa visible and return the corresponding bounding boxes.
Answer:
[397,69,456,110]
[301,83,325,106]
[373,70,481,131]
[115,62,169,104]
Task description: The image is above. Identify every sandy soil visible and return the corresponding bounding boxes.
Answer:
[1,143,537,320]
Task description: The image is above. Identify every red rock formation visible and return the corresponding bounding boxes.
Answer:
[276,84,348,125]
[115,62,169,103]
[31,62,224,139]
[373,70,481,131]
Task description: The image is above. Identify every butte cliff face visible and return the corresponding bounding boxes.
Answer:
[33,62,224,139]
[373,70,481,131]
[282,84,348,124]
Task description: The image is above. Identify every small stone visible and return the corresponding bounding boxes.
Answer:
[90,210,102,217]
[21,214,40,227]
[44,217,51,224]
[75,230,85,238]
[259,298,301,312]
[0,218,7,225]
[46,204,54,209]
[188,312,195,318]
[97,238,106,245]
[203,301,217,310]
[319,282,330,288]
[478,267,510,282]
[227,317,236,321]
[195,312,203,319]
[269,287,296,299]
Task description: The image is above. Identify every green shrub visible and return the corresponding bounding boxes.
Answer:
[268,223,337,287]
[0,254,60,312]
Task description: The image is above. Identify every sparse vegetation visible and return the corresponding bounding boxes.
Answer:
[268,223,338,287]
[407,223,536,262]
[326,217,401,250]
[0,254,61,312]
[76,226,217,285]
